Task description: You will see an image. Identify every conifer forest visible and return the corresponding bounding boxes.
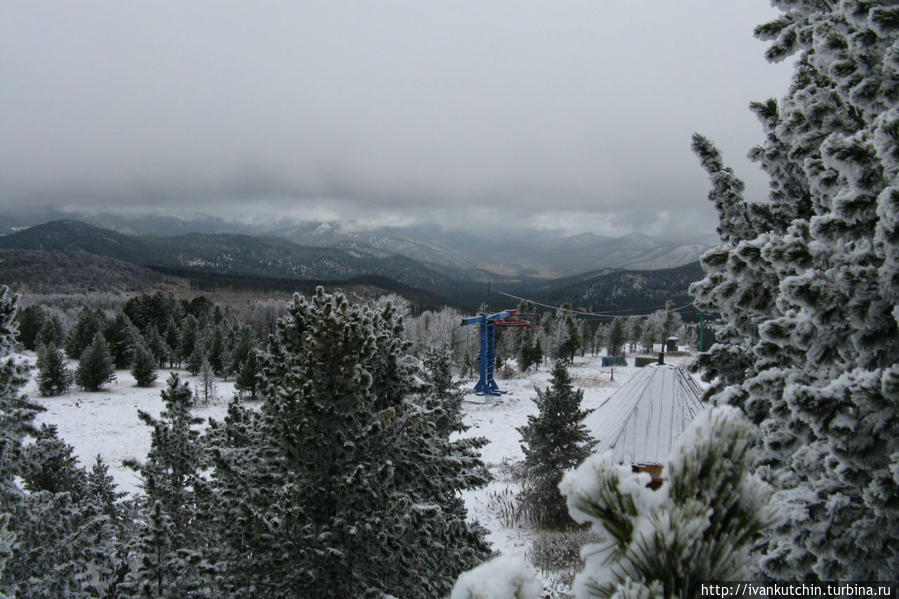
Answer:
[1,1,898,598]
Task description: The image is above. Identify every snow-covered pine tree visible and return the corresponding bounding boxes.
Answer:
[197,357,216,404]
[518,360,595,528]
[35,343,72,396]
[660,300,682,344]
[125,373,209,597]
[579,319,591,357]
[225,322,257,380]
[206,323,225,376]
[557,315,581,364]
[105,311,137,369]
[420,344,465,436]
[0,514,14,599]
[15,304,45,351]
[186,330,206,375]
[38,313,64,349]
[626,317,643,353]
[0,286,37,592]
[64,307,106,360]
[691,1,899,580]
[0,288,127,598]
[605,317,627,357]
[75,331,116,391]
[640,314,661,353]
[163,316,181,369]
[144,324,171,370]
[207,288,490,598]
[531,336,543,368]
[519,327,538,371]
[20,424,87,496]
[133,499,174,599]
[131,340,158,387]
[178,314,200,366]
[234,346,260,400]
[559,407,775,599]
[87,455,127,524]
[0,285,39,510]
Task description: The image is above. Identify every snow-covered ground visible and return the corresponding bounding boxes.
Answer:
[24,350,700,577]
[458,353,698,563]
[22,354,236,495]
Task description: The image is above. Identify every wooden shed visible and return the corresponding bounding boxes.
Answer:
[583,363,703,488]
[665,336,680,352]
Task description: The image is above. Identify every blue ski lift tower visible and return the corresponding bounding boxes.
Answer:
[461,309,533,396]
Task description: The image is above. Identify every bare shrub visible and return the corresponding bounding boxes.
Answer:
[526,528,604,589]
[486,487,523,528]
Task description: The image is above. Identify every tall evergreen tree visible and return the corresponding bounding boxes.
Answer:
[206,323,225,376]
[75,332,116,391]
[38,314,64,349]
[131,340,158,387]
[0,286,40,500]
[64,307,106,360]
[557,316,581,364]
[144,324,171,370]
[420,344,465,436]
[20,424,87,497]
[0,293,127,597]
[517,360,595,528]
[35,343,72,396]
[197,357,217,404]
[186,331,206,376]
[178,314,200,366]
[518,328,538,371]
[105,311,137,369]
[691,1,899,580]
[225,322,257,380]
[626,316,644,353]
[15,305,45,351]
[605,316,627,356]
[234,347,260,401]
[125,373,208,597]
[207,288,490,598]
[163,316,181,368]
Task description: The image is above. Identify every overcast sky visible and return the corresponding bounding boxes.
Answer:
[0,1,794,240]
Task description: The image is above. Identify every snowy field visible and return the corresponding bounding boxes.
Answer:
[23,350,700,571]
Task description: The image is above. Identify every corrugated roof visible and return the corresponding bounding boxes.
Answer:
[584,364,704,466]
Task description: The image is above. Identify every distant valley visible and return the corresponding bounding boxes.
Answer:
[0,216,711,315]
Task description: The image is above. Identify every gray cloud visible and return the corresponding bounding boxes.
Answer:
[0,0,794,237]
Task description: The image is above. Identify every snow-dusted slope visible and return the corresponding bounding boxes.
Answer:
[28,352,703,567]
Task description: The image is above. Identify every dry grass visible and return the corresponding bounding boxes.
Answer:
[571,374,614,388]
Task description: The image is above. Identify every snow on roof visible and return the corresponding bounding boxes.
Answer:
[584,364,704,466]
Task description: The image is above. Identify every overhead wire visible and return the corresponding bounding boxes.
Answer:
[490,288,695,319]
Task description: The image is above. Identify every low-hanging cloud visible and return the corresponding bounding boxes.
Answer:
[0,0,794,237]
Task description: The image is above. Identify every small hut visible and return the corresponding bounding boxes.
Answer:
[600,356,627,367]
[665,336,680,352]
[583,363,703,488]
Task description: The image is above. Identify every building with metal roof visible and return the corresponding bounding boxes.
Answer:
[584,363,704,470]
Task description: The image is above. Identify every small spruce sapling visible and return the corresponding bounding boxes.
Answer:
[518,360,595,528]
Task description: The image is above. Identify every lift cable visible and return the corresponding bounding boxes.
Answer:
[490,288,695,319]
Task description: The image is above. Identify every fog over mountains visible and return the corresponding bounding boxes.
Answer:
[0,212,709,313]
[0,209,709,279]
